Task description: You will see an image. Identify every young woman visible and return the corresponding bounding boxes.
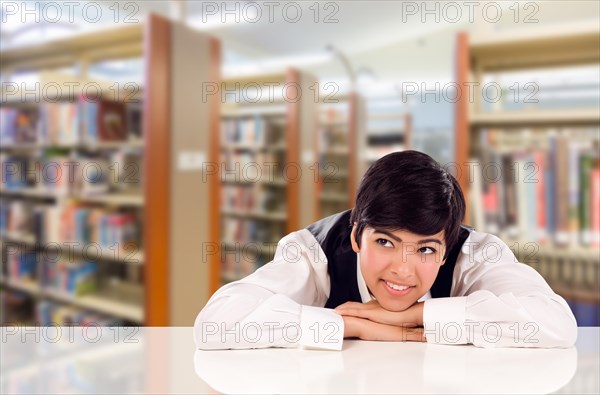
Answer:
[194,151,577,350]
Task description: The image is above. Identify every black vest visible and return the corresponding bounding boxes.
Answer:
[306,210,472,309]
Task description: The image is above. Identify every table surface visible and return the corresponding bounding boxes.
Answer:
[1,327,598,394]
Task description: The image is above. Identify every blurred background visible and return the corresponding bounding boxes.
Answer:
[0,0,599,334]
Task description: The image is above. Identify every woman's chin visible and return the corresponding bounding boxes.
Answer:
[379,299,414,312]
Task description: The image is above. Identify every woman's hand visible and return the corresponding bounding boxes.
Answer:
[336,300,424,327]
[341,315,425,342]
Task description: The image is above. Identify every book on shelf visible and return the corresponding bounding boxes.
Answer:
[222,116,265,146]
[0,200,141,256]
[0,200,33,238]
[222,115,285,147]
[1,97,137,147]
[6,250,37,281]
[40,152,76,195]
[126,102,143,140]
[0,107,40,144]
[79,97,128,143]
[222,217,274,245]
[471,127,600,248]
[36,300,125,326]
[71,156,111,196]
[38,203,140,253]
[93,98,128,142]
[218,113,288,286]
[1,151,142,198]
[42,259,98,296]
[480,69,600,113]
[0,154,30,190]
[42,102,80,145]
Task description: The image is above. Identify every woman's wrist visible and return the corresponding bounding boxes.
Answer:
[413,301,425,326]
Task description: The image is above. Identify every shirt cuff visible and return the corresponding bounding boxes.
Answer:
[299,305,344,350]
[423,297,469,345]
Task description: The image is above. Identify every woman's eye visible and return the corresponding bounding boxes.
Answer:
[375,238,393,248]
[419,246,436,255]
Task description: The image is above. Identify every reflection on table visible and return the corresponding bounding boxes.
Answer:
[1,327,598,394]
[195,336,579,394]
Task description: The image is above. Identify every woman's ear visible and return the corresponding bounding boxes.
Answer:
[350,223,360,253]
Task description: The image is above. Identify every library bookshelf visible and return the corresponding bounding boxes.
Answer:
[364,95,411,167]
[315,92,367,219]
[0,14,220,326]
[213,69,318,292]
[455,25,600,324]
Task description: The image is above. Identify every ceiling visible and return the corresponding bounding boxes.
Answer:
[2,0,598,91]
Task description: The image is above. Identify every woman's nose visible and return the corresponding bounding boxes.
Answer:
[390,244,419,275]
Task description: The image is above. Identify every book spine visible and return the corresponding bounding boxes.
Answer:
[580,154,592,245]
[470,157,485,231]
[534,150,547,243]
[515,154,528,240]
[545,144,555,240]
[591,162,600,248]
[555,135,570,245]
[568,141,581,245]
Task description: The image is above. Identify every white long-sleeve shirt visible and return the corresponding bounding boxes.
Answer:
[194,229,578,350]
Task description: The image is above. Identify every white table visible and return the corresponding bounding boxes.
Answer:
[1,327,598,394]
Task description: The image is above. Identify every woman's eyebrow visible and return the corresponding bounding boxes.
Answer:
[373,229,443,245]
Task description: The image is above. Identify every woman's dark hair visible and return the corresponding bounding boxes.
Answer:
[349,150,466,259]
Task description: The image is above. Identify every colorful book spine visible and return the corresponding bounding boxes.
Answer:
[580,153,593,245]
[534,150,547,243]
[591,162,600,247]
[554,134,570,245]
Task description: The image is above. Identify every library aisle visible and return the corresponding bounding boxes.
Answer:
[1,1,599,394]
[0,0,598,333]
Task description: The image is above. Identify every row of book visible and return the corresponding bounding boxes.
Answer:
[479,75,600,113]
[222,185,285,213]
[42,204,140,252]
[471,128,600,247]
[42,260,98,296]
[37,300,125,326]
[222,217,281,246]
[0,98,141,146]
[6,250,37,280]
[1,152,142,194]
[317,111,351,217]
[222,184,255,211]
[4,247,97,296]
[219,117,287,286]
[0,200,140,253]
[222,117,283,146]
[530,254,600,326]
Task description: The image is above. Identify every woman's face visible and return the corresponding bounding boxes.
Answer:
[351,225,447,312]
